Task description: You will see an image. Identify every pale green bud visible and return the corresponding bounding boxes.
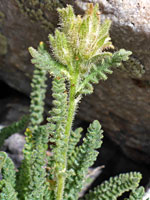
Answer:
[49,30,73,66]
[49,3,114,73]
[57,5,75,34]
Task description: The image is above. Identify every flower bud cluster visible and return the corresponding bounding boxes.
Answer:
[49,3,114,72]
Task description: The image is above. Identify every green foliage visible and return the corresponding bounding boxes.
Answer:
[0,152,18,200]
[64,120,103,200]
[16,43,48,199]
[125,187,145,200]
[23,126,49,200]
[55,4,113,64]
[46,75,68,191]
[29,43,69,78]
[0,3,147,200]
[76,49,132,95]
[83,172,142,200]
[67,127,83,158]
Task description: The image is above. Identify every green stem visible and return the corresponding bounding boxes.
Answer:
[56,68,79,200]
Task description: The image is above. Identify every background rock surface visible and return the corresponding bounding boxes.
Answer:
[0,0,150,163]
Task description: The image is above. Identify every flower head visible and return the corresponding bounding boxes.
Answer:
[49,3,114,70]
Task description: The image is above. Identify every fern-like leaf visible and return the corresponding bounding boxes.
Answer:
[64,120,103,200]
[0,152,18,200]
[17,43,48,198]
[46,75,68,192]
[23,126,49,200]
[77,49,132,95]
[29,42,69,78]
[84,172,142,200]
[0,181,18,200]
[29,43,48,130]
[124,186,145,200]
[67,127,83,158]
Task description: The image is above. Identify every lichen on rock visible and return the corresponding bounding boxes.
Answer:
[0,33,7,55]
[15,0,65,30]
[117,56,145,79]
[0,11,5,24]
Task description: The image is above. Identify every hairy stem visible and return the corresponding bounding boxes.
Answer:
[56,67,79,200]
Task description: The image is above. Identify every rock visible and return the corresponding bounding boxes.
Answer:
[79,167,102,198]
[2,133,25,167]
[144,186,150,200]
[1,0,150,163]
[3,133,25,155]
[0,80,29,125]
[0,81,29,167]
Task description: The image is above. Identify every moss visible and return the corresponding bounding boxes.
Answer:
[15,0,64,31]
[0,11,5,24]
[0,33,8,55]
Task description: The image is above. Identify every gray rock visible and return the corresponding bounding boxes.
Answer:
[0,126,25,167]
[3,133,25,168]
[3,133,25,155]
